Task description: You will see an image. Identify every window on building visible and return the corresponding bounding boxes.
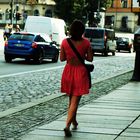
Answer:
[121,16,128,28]
[0,14,2,20]
[34,9,40,16]
[121,0,127,8]
[105,15,115,26]
[0,8,3,20]
[45,9,52,17]
[5,9,10,20]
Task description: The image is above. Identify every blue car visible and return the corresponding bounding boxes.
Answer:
[4,32,59,64]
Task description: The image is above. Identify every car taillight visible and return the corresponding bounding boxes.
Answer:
[104,34,107,42]
[5,41,8,47]
[32,42,37,48]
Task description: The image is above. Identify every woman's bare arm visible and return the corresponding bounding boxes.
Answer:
[60,45,66,61]
[86,46,93,62]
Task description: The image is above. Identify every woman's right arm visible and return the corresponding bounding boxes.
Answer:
[60,45,66,61]
[86,46,93,62]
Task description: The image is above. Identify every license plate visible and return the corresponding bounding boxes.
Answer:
[119,43,125,45]
[15,44,24,47]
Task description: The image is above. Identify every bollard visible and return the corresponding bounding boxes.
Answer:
[131,28,140,81]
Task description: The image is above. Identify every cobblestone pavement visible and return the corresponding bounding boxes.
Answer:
[0,56,135,139]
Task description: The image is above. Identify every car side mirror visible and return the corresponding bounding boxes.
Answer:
[51,41,57,45]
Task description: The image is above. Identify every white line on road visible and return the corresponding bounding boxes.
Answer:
[0,65,64,78]
[0,54,134,79]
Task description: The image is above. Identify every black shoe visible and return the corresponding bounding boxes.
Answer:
[64,128,72,137]
[72,122,78,130]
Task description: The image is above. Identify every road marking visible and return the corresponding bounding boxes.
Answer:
[0,55,134,79]
[0,65,64,78]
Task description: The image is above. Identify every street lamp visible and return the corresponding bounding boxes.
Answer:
[9,0,14,24]
[131,0,140,81]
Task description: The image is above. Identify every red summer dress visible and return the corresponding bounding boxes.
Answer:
[61,38,91,96]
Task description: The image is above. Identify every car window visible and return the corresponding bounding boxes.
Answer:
[41,34,51,43]
[85,29,104,39]
[9,33,34,41]
[34,35,45,42]
[122,38,129,42]
[117,37,129,42]
[105,30,115,40]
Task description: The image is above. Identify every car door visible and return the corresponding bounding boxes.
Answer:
[40,34,56,58]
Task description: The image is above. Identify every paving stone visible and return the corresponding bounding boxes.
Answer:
[130,119,140,128]
[39,120,127,130]
[116,136,140,140]
[121,131,140,137]
[78,108,140,117]
[21,129,116,140]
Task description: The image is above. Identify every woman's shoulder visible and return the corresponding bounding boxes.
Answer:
[82,37,90,42]
[82,37,90,46]
[61,38,69,48]
[62,38,68,44]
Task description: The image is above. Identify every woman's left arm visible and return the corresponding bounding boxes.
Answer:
[86,46,93,62]
[60,45,66,61]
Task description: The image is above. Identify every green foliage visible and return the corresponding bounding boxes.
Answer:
[54,0,73,23]
[54,0,113,25]
[101,0,113,9]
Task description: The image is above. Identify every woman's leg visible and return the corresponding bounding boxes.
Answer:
[72,96,81,127]
[65,95,81,129]
[68,95,79,126]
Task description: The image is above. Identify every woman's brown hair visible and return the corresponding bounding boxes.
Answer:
[69,19,85,41]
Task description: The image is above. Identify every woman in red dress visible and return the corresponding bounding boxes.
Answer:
[60,20,93,137]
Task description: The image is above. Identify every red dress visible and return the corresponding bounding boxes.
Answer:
[61,38,91,96]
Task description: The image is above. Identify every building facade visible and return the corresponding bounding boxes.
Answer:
[105,0,140,33]
[0,0,55,27]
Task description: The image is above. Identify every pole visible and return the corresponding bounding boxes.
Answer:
[131,0,140,81]
[10,0,13,24]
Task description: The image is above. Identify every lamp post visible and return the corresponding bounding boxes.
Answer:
[10,0,14,24]
[131,0,140,81]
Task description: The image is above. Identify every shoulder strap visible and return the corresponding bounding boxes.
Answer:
[67,38,84,65]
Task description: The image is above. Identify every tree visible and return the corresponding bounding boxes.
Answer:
[86,0,113,26]
[54,0,86,24]
[54,0,113,25]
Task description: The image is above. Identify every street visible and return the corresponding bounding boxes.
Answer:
[0,30,136,139]
[0,48,135,76]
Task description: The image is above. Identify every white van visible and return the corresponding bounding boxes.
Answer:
[24,16,66,46]
[84,27,116,56]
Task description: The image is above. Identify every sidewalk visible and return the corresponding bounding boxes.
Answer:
[20,81,140,140]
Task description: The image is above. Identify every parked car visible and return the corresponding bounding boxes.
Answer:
[84,27,116,56]
[4,32,59,64]
[116,37,133,53]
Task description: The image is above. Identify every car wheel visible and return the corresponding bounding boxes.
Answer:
[104,51,108,56]
[25,58,30,62]
[34,51,43,64]
[112,52,115,56]
[5,55,12,63]
[52,53,59,63]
